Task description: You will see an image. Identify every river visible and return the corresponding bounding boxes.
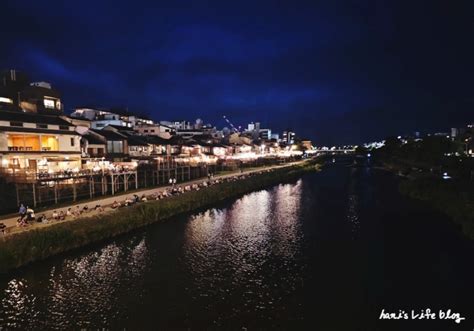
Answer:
[1,163,473,330]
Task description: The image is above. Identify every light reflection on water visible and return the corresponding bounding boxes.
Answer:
[1,168,470,330]
[0,180,306,328]
[181,180,305,325]
[0,239,150,329]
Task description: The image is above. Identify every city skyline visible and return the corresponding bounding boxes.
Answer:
[1,0,473,144]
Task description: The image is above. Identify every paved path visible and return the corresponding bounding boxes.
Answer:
[0,161,302,235]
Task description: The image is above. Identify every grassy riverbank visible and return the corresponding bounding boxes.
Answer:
[0,161,319,273]
[399,178,474,239]
[371,136,474,240]
[379,160,474,240]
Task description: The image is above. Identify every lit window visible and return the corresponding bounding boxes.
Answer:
[0,97,13,104]
[7,134,41,151]
[44,99,55,109]
[41,135,59,151]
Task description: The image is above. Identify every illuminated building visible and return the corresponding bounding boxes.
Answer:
[259,128,272,140]
[90,128,128,161]
[72,107,153,129]
[282,129,295,144]
[0,70,63,114]
[135,123,175,139]
[160,120,193,130]
[0,110,81,173]
[299,139,313,150]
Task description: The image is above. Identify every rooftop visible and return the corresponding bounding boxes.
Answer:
[0,109,73,126]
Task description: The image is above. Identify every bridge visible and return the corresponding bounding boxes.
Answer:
[306,148,356,155]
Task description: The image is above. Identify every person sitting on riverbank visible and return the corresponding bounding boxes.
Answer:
[0,222,6,234]
[52,210,59,220]
[140,194,147,202]
[58,210,66,220]
[74,206,81,216]
[133,194,140,203]
[124,197,134,206]
[37,214,48,223]
[111,201,120,209]
[66,208,72,217]
[17,217,27,227]
[94,204,104,212]
[82,205,89,213]
[26,207,35,222]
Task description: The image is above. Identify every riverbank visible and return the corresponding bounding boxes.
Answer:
[0,161,301,231]
[399,177,474,239]
[0,160,319,272]
[374,158,474,240]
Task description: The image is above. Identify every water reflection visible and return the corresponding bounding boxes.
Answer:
[0,238,150,329]
[181,181,304,324]
[1,168,472,329]
[1,179,305,329]
[347,169,361,238]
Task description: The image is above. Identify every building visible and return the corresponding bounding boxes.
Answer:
[71,107,153,129]
[0,110,81,174]
[90,128,128,161]
[81,130,107,158]
[299,139,313,150]
[126,135,151,158]
[259,128,272,140]
[245,122,260,140]
[134,123,175,139]
[0,70,63,114]
[228,132,253,145]
[270,133,280,141]
[282,129,295,144]
[72,107,132,129]
[160,120,193,130]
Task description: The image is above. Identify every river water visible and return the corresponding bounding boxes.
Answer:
[0,163,473,330]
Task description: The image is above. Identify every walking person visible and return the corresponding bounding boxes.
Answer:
[19,203,26,221]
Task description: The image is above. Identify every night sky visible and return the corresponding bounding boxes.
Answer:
[1,0,473,144]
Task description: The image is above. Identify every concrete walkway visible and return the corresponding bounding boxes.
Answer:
[0,161,302,235]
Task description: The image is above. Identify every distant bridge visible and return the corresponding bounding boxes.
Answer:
[307,149,356,155]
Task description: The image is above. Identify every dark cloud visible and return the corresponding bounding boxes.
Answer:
[0,0,473,143]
